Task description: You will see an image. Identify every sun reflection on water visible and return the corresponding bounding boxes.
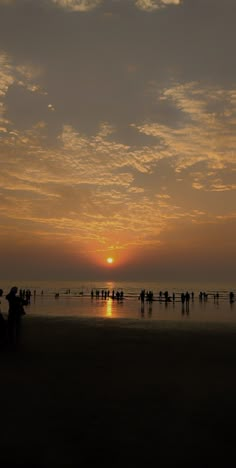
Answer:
[106,298,113,317]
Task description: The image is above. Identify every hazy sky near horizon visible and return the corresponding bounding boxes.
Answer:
[0,0,236,282]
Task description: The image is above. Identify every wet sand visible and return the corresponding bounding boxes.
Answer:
[1,315,236,467]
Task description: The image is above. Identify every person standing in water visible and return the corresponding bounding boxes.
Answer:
[6,286,26,347]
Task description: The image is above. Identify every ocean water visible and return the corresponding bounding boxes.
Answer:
[0,280,235,324]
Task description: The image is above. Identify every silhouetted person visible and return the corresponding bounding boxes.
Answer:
[139,290,145,302]
[229,292,235,303]
[6,286,26,347]
[0,312,7,347]
[26,289,31,303]
[164,291,169,302]
[146,291,153,302]
[0,288,7,347]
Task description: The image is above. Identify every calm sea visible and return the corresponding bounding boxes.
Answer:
[0,280,235,324]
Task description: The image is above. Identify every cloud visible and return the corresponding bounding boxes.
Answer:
[133,81,236,188]
[0,114,204,253]
[135,0,182,12]
[49,0,182,12]
[0,51,46,129]
[51,0,103,12]
[0,48,235,256]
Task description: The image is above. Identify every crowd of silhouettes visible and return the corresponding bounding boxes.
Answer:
[91,289,124,300]
[0,285,236,349]
[19,288,32,304]
[139,290,154,302]
[137,288,235,304]
[199,291,208,301]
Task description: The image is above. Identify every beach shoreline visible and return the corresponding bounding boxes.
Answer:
[1,315,236,466]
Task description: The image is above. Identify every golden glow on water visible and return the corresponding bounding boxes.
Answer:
[106,298,113,317]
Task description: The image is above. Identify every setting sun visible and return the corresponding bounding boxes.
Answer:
[107,257,114,264]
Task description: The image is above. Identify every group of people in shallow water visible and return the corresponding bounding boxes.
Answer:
[0,286,28,348]
[138,289,235,304]
[139,289,195,303]
[91,289,124,300]
[0,285,235,348]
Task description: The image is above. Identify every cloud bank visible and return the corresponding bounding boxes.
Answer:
[51,0,103,11]
[50,0,182,12]
[135,0,182,12]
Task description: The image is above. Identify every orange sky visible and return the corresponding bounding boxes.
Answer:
[0,0,236,282]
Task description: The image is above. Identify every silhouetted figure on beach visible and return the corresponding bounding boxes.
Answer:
[164,291,169,302]
[214,292,219,303]
[185,291,190,303]
[0,289,7,347]
[0,312,7,347]
[26,289,31,304]
[6,286,27,347]
[181,293,190,316]
[229,292,235,303]
[146,291,153,302]
[139,290,145,302]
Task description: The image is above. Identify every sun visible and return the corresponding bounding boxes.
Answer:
[107,257,114,264]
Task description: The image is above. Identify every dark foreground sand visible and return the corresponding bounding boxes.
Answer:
[1,316,236,467]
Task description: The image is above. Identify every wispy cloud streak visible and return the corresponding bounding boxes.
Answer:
[135,0,182,11]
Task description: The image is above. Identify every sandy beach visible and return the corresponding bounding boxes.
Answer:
[1,315,236,467]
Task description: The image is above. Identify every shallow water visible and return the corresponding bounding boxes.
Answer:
[2,294,234,325]
[0,279,235,325]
